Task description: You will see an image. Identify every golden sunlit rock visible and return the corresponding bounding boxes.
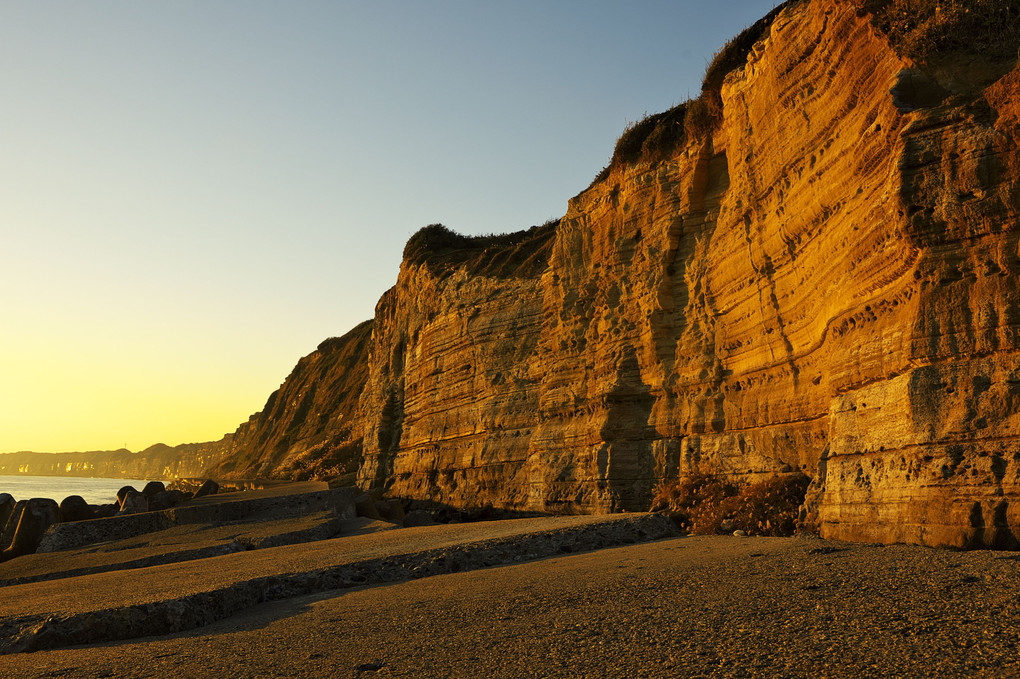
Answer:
[355,0,1020,547]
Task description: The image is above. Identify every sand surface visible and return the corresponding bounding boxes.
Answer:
[0,510,353,586]
[11,534,1020,678]
[0,515,658,618]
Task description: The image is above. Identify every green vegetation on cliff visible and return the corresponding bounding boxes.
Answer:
[855,0,1020,60]
[589,0,799,187]
[402,220,558,279]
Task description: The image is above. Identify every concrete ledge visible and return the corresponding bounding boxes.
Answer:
[0,513,679,654]
[0,512,352,588]
[37,486,358,553]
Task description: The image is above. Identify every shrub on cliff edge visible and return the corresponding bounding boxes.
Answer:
[589,0,799,188]
[610,103,690,168]
[402,220,559,279]
[652,473,810,536]
[854,0,1020,61]
[402,223,472,265]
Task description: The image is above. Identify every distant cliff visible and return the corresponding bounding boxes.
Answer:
[0,441,226,480]
[0,320,372,484]
[13,0,1020,548]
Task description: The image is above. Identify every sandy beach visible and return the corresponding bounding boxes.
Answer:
[11,532,1020,679]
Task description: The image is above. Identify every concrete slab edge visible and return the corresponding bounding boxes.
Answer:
[2,514,679,654]
[0,516,346,588]
[37,488,357,554]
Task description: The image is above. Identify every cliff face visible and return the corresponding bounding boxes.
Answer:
[356,0,1020,547]
[359,226,556,508]
[208,320,373,480]
[819,50,1020,546]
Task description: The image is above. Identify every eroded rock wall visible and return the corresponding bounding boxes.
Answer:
[359,228,555,508]
[209,320,374,480]
[818,50,1020,548]
[524,0,912,513]
[356,0,1020,546]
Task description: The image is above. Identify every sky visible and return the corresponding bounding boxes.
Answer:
[0,1,781,454]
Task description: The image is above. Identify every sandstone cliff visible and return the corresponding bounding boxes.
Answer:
[359,223,557,508]
[207,320,373,480]
[354,0,1020,547]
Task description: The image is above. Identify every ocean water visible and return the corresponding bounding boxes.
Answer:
[0,475,153,505]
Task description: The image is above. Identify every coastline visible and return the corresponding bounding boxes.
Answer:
[0,475,152,506]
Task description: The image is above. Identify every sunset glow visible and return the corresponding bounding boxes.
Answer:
[0,1,779,453]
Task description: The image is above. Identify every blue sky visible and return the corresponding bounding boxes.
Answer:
[0,1,781,453]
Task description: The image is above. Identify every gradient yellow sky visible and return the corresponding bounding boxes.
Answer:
[0,1,779,453]
[0,296,307,451]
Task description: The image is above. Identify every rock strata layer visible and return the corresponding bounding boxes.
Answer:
[352,0,1020,547]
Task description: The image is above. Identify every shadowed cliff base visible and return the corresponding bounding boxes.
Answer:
[651,473,811,536]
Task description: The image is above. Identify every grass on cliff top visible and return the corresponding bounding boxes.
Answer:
[854,0,1020,61]
[588,0,1020,190]
[587,1,799,188]
[651,473,810,537]
[402,220,558,279]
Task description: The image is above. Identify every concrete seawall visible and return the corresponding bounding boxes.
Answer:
[37,483,357,553]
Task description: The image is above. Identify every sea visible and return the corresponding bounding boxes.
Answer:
[0,475,153,505]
